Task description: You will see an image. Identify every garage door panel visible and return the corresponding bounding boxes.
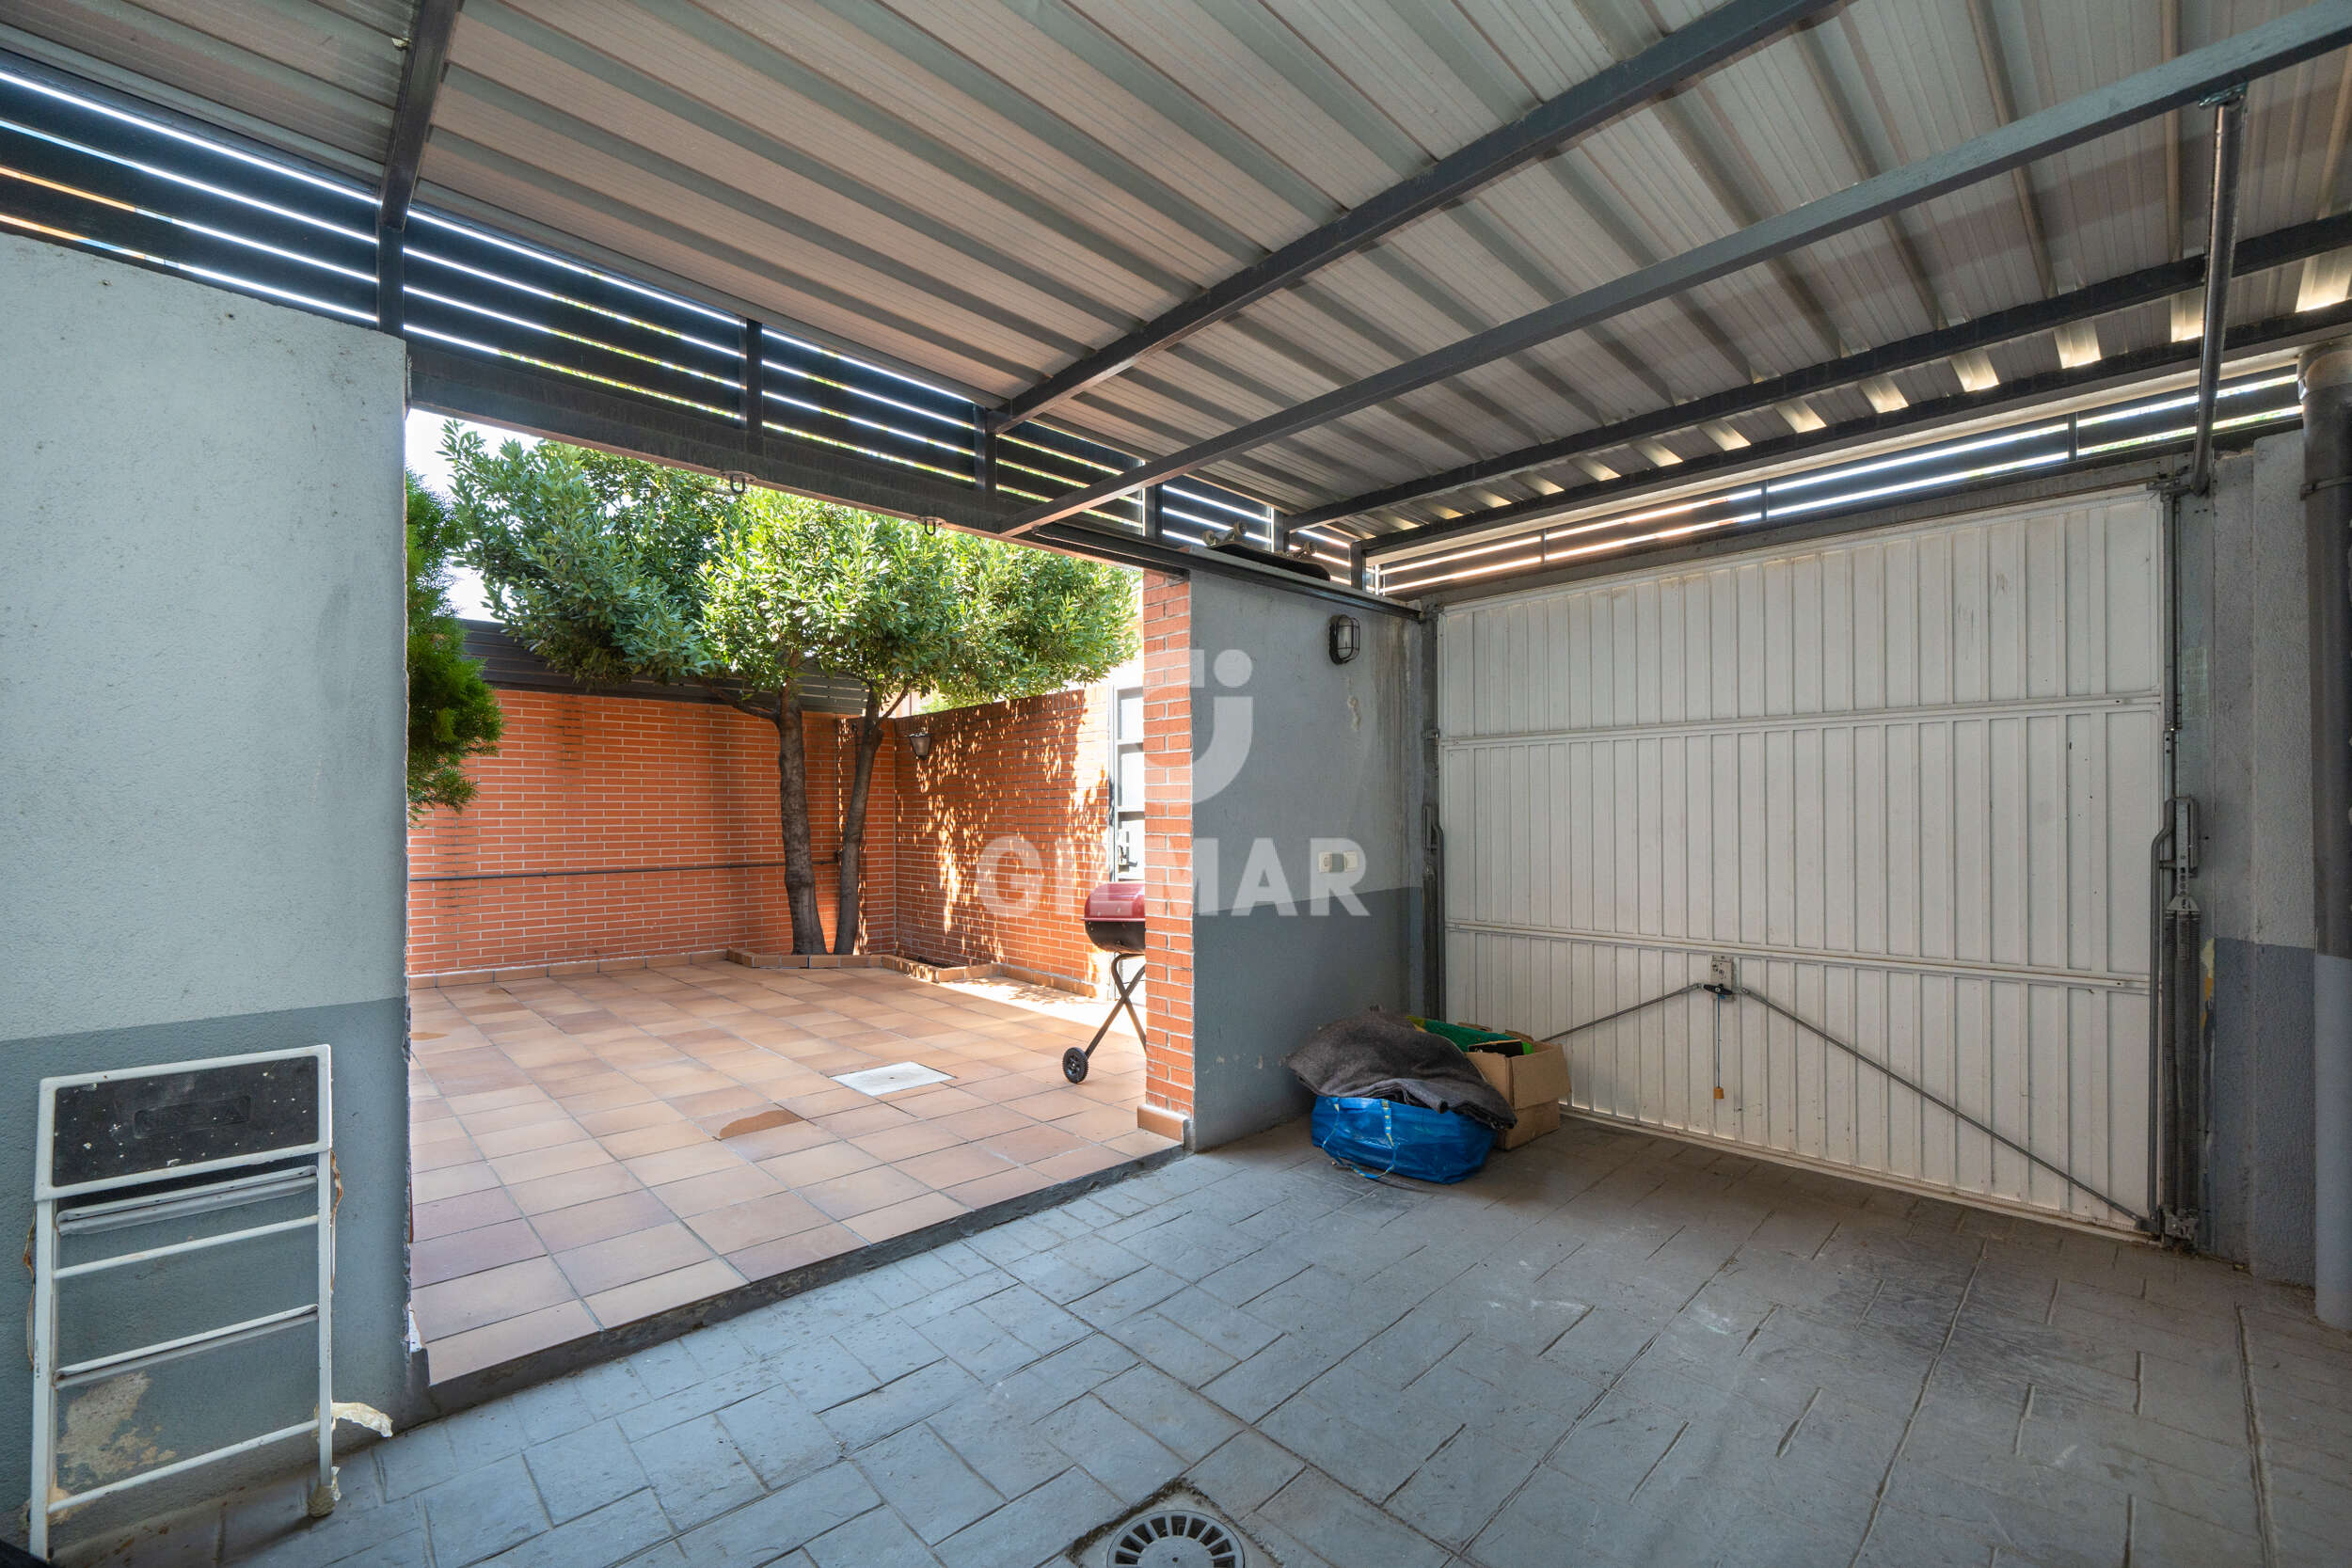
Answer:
[1439,494,2162,1227]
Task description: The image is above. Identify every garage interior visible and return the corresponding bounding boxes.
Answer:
[5,1,2352,1564]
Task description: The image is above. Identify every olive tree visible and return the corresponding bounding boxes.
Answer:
[444,428,1136,956]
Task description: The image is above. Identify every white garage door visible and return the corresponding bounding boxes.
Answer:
[1438,493,2161,1228]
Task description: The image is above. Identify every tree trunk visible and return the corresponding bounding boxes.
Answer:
[773,688,825,953]
[833,689,887,955]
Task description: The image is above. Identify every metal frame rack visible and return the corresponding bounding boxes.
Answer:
[29,1045,336,1559]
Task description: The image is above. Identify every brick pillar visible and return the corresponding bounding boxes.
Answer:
[1139,571,1195,1133]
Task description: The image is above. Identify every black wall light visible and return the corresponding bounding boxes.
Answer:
[1328,613,1360,664]
[905,725,933,760]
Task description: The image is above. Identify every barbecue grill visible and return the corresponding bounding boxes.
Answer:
[1066,880,1145,1083]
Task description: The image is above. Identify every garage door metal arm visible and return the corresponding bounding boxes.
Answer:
[1544,983,2150,1227]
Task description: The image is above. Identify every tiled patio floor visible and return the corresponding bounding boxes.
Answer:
[407,961,1168,1383]
[174,1116,2351,1568]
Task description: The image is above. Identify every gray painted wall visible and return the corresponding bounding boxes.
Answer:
[2191,433,2318,1284]
[0,235,416,1534]
[1185,575,1423,1147]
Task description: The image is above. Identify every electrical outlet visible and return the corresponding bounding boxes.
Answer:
[1709,954,1737,990]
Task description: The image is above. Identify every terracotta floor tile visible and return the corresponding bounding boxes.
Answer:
[670,1085,771,1120]
[1025,1144,1131,1183]
[411,1257,574,1340]
[684,1191,831,1253]
[508,1163,644,1216]
[571,1101,679,1138]
[1049,1104,1142,1143]
[726,1224,863,1282]
[528,1188,672,1252]
[411,1134,484,1174]
[1102,1129,1181,1157]
[849,1122,965,1162]
[583,1258,744,1328]
[553,1221,715,1296]
[456,1099,577,1135]
[716,1119,834,1162]
[798,1164,930,1221]
[623,1142,746,1187]
[411,1218,548,1288]
[896,1087,991,1119]
[755,1141,877,1189]
[943,1164,1057,1210]
[413,1162,502,1205]
[810,1103,916,1139]
[845,1192,966,1245]
[471,1118,593,1159]
[414,1187,524,1241]
[488,1142,612,1185]
[1003,1088,1099,1122]
[898,1144,1015,1190]
[411,962,1143,1372]
[597,1120,712,1160]
[654,1164,783,1217]
[426,1300,598,1386]
[977,1124,1087,1165]
[934,1104,1033,1141]
[776,1085,874,1118]
[557,1084,660,1116]
[965,1073,1057,1103]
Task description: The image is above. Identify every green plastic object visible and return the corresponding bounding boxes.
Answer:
[1408,1016,1530,1053]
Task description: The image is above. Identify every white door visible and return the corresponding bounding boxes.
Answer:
[1438,493,2162,1228]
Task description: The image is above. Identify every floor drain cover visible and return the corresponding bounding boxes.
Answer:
[1104,1508,1245,1568]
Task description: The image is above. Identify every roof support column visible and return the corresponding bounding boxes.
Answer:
[2304,338,2352,1328]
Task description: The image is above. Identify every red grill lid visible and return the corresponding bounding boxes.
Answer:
[1084,880,1146,922]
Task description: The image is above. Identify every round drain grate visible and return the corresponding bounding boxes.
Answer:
[1106,1510,1244,1568]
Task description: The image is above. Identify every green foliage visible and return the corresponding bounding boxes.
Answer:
[935,534,1137,709]
[442,427,736,689]
[405,473,503,817]
[446,426,1137,714]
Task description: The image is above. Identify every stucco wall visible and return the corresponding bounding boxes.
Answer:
[0,235,415,1535]
[1185,574,1422,1148]
[2198,432,2319,1284]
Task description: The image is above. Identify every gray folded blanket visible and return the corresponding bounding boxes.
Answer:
[1285,1008,1518,1131]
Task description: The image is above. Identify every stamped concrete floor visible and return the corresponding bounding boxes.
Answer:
[159,1116,2352,1568]
[407,961,1166,1384]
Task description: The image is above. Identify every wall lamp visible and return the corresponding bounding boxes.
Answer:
[905,725,934,761]
[1328,613,1360,665]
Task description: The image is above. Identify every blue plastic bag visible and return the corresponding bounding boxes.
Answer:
[1311,1096,1495,1183]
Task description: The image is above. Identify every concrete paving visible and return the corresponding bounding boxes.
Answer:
[114,1116,2352,1567]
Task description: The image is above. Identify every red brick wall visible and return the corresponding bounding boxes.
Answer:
[1139,572,1195,1119]
[406,691,895,973]
[407,582,1198,1133]
[884,687,1116,986]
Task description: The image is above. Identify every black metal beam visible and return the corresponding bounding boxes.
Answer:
[1003,2,2352,535]
[402,343,1407,615]
[992,0,1841,429]
[381,0,461,232]
[376,0,462,331]
[1368,292,2352,571]
[1313,206,2352,539]
[2186,88,2248,494]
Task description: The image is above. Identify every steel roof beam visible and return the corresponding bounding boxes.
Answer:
[993,0,1842,430]
[1304,207,2352,539]
[1003,1,2352,537]
[1368,294,2352,573]
[376,0,460,332]
[380,0,458,233]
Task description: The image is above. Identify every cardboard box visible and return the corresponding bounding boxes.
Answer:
[1470,1041,1569,1149]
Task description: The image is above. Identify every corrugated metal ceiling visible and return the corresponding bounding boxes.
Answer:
[7,0,2345,545]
